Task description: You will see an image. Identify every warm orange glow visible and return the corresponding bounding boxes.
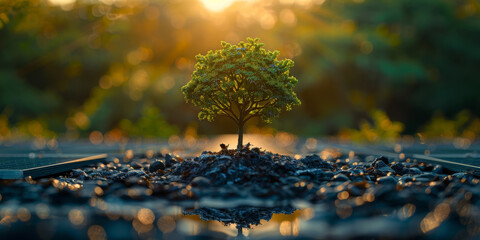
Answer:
[199,0,243,12]
[48,0,75,5]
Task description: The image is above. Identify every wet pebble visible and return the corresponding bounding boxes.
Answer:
[219,155,232,161]
[390,163,405,174]
[373,160,395,173]
[399,176,414,184]
[190,176,212,188]
[164,154,177,167]
[301,154,333,169]
[130,161,143,169]
[149,160,165,172]
[405,167,422,175]
[432,165,444,174]
[331,173,350,182]
[374,156,389,165]
[377,176,397,185]
[417,173,437,180]
[452,173,466,179]
[70,169,88,179]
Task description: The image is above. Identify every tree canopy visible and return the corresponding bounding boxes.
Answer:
[182,38,301,149]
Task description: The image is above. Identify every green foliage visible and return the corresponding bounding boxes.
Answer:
[300,0,480,133]
[422,110,480,141]
[340,110,404,144]
[182,38,301,127]
[119,107,177,138]
[0,114,56,143]
[1,0,480,140]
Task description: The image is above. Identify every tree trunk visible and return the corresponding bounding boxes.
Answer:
[237,122,244,151]
[237,226,244,238]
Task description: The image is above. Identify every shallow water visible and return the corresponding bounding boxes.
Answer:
[1,197,476,239]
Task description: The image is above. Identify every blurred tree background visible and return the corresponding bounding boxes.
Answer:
[0,0,479,144]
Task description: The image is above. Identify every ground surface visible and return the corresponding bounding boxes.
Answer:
[1,140,480,239]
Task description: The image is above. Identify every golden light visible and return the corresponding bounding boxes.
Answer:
[68,209,85,226]
[17,208,31,222]
[137,208,155,225]
[87,225,106,240]
[48,0,75,5]
[199,0,243,12]
[48,0,76,10]
[157,216,176,233]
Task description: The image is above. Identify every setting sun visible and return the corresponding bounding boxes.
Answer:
[198,0,243,12]
[48,0,75,5]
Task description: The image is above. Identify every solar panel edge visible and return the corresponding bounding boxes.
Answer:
[0,154,107,179]
[0,169,24,179]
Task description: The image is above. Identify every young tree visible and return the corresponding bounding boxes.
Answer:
[182,38,301,151]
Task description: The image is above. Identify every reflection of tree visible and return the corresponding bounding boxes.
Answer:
[183,206,296,236]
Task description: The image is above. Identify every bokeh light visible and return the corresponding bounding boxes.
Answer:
[0,0,479,144]
[199,0,243,12]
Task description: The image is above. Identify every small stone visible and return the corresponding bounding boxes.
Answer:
[165,154,177,167]
[452,173,466,179]
[417,173,437,180]
[131,162,143,169]
[199,154,215,161]
[282,176,301,184]
[391,163,405,174]
[373,161,395,173]
[191,176,211,188]
[301,154,333,169]
[219,155,233,161]
[432,165,443,174]
[323,172,334,179]
[331,173,350,182]
[374,156,389,165]
[377,176,397,185]
[149,161,165,172]
[413,177,431,182]
[296,169,324,181]
[296,169,324,176]
[70,169,88,179]
[220,143,228,150]
[405,167,422,175]
[252,147,261,154]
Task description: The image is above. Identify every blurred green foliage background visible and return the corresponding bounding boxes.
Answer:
[0,0,479,145]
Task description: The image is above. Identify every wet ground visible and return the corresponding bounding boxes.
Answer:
[1,136,480,239]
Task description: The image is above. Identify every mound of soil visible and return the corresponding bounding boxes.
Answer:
[165,144,327,186]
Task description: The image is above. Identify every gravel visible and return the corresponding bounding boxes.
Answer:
[1,144,480,239]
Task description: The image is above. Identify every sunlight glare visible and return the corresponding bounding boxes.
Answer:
[199,0,242,12]
[48,0,76,5]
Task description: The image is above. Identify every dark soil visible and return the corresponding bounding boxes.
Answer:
[1,144,480,239]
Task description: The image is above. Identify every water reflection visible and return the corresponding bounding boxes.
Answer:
[183,206,297,239]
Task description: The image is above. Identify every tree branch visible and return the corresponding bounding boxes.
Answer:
[212,99,230,112]
[245,96,274,112]
[212,102,238,122]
